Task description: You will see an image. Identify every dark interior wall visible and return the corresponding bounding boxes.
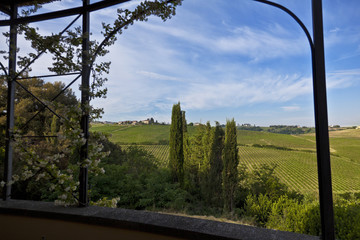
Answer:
[0,214,185,240]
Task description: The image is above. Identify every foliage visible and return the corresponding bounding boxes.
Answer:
[333,196,360,240]
[90,146,187,211]
[266,195,321,234]
[244,194,273,226]
[9,106,108,206]
[183,122,211,200]
[207,122,224,207]
[266,194,360,239]
[246,164,291,200]
[237,125,263,131]
[267,125,314,135]
[0,77,77,142]
[223,119,238,213]
[169,102,184,184]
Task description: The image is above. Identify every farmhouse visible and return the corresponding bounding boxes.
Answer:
[141,119,150,124]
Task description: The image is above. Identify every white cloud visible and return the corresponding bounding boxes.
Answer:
[137,71,183,82]
[281,106,301,112]
[178,74,312,110]
[214,26,306,60]
[327,69,360,89]
[329,27,340,33]
[138,22,307,62]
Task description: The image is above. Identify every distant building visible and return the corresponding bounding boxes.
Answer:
[356,126,360,129]
[142,120,150,125]
[131,121,138,125]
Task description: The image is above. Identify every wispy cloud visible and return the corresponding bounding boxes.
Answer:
[178,74,312,110]
[281,106,301,112]
[213,26,306,61]
[137,71,183,82]
[327,69,360,88]
[139,22,307,62]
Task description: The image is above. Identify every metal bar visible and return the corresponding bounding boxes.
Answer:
[312,0,335,239]
[88,0,179,79]
[17,72,81,80]
[0,62,8,75]
[252,1,335,237]
[0,0,130,26]
[79,0,90,207]
[0,6,11,16]
[253,0,313,51]
[21,74,81,130]
[13,79,63,120]
[3,3,17,201]
[7,14,82,128]
[14,14,81,80]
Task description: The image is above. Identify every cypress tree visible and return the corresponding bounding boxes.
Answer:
[208,122,225,207]
[182,111,187,133]
[169,102,184,184]
[183,124,203,195]
[223,119,239,213]
[199,122,212,200]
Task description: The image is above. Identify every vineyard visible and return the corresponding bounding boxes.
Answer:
[120,145,170,168]
[93,124,360,195]
[238,146,360,194]
[120,144,360,194]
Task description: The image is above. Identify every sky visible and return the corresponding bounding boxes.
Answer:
[1,0,360,126]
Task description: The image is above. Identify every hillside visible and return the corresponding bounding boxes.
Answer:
[91,124,171,144]
[303,129,360,164]
[91,124,316,148]
[91,124,360,194]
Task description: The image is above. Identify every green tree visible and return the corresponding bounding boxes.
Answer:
[0,77,77,140]
[223,119,238,213]
[182,111,187,133]
[169,102,184,184]
[208,122,224,207]
[247,164,291,200]
[199,122,212,201]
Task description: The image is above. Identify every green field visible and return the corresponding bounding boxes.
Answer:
[92,124,360,194]
[91,124,171,144]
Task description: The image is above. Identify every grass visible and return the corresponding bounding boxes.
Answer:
[301,129,360,164]
[237,130,316,150]
[91,124,171,144]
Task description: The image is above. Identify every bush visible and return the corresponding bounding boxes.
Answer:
[90,146,187,211]
[246,164,299,200]
[266,196,320,235]
[244,194,273,226]
[334,197,360,240]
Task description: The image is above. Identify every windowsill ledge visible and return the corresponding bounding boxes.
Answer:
[0,199,320,240]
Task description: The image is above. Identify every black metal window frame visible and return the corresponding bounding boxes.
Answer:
[0,0,335,239]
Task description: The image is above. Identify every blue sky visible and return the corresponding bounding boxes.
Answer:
[1,0,360,126]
